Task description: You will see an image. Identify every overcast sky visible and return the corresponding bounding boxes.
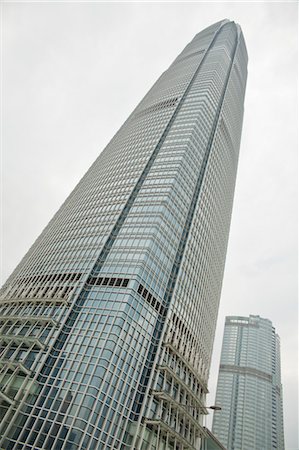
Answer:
[1,2,298,448]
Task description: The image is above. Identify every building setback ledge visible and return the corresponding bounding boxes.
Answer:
[158,365,208,414]
[151,390,206,436]
[144,418,202,450]
[219,364,272,382]
[163,342,208,393]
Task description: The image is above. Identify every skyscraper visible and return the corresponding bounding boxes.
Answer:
[212,315,285,450]
[0,19,247,450]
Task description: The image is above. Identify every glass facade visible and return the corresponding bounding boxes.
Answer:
[0,20,247,449]
[200,428,227,450]
[212,316,285,450]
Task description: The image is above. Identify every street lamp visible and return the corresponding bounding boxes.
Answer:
[207,405,222,411]
[201,406,222,450]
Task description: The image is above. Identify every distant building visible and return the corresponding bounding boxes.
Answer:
[212,315,285,450]
[0,20,247,450]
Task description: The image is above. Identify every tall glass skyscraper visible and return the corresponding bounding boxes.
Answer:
[0,19,247,450]
[212,315,285,450]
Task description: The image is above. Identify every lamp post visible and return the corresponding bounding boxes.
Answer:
[202,406,222,450]
[207,405,222,411]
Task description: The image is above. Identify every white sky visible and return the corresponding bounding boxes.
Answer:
[1,2,298,448]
